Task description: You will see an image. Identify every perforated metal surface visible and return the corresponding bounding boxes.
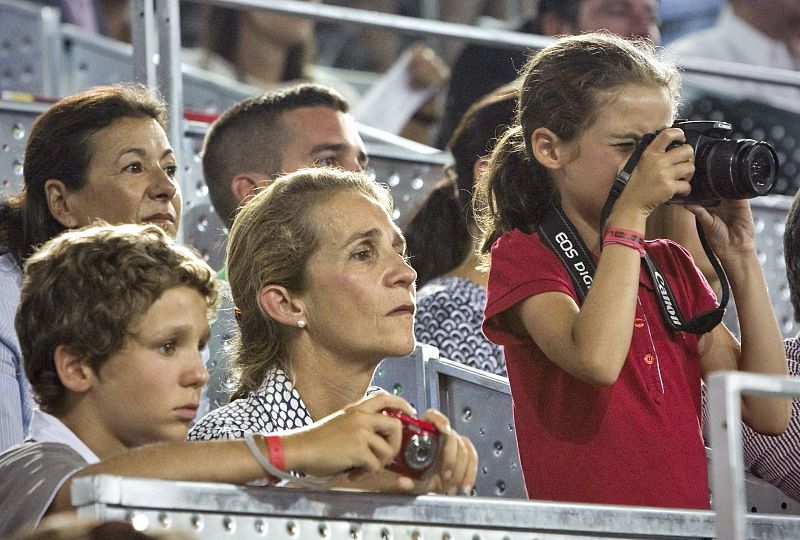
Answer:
[372,344,437,417]
[0,100,40,199]
[0,0,59,96]
[426,358,525,499]
[71,474,800,539]
[61,26,260,113]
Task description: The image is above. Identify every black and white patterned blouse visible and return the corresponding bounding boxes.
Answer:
[188,368,313,440]
[740,337,800,502]
[414,276,506,376]
[699,335,800,502]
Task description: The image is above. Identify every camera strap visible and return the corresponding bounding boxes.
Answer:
[538,135,729,335]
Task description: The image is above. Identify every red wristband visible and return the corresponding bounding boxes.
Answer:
[603,227,645,256]
[264,435,285,471]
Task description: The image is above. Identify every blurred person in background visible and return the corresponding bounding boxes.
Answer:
[668,0,800,112]
[435,0,660,149]
[406,85,517,376]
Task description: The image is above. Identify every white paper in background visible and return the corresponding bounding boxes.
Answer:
[352,48,445,134]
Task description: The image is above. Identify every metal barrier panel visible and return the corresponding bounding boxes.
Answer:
[60,25,259,113]
[0,0,59,96]
[425,357,525,499]
[371,343,437,414]
[0,99,45,200]
[70,474,765,540]
[707,372,800,539]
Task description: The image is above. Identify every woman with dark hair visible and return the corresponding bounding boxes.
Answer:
[0,84,182,452]
[405,85,517,376]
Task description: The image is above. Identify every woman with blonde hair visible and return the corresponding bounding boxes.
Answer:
[190,168,477,494]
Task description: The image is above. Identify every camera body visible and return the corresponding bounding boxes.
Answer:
[666,120,778,205]
[381,408,442,479]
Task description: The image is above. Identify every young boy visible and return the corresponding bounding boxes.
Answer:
[0,223,418,536]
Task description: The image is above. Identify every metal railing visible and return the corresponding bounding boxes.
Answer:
[708,371,800,539]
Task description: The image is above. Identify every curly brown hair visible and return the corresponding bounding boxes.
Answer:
[16,223,219,414]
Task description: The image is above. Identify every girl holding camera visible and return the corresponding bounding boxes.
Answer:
[476,32,788,509]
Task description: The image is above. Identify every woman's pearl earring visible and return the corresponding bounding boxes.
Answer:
[297,320,306,329]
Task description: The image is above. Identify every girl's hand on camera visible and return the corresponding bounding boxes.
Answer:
[615,128,695,221]
[685,199,756,262]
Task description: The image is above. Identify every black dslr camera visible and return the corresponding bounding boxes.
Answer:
[666,120,779,206]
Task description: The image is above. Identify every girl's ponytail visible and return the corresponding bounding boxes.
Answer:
[475,125,555,260]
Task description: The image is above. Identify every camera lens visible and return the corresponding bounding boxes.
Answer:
[700,139,778,199]
[404,433,437,470]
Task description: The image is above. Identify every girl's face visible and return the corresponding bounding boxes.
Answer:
[552,83,673,229]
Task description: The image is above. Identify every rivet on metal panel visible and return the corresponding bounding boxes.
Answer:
[11,123,24,140]
[442,533,452,540]
[462,408,472,421]
[126,512,149,531]
[493,441,503,455]
[222,516,235,533]
[157,513,172,528]
[349,524,362,539]
[381,527,392,540]
[411,530,422,540]
[496,480,506,495]
[319,523,330,538]
[190,514,204,530]
[254,518,268,535]
[287,521,299,536]
[393,383,404,395]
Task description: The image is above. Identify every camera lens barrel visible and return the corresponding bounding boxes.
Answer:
[699,139,778,200]
[404,433,437,470]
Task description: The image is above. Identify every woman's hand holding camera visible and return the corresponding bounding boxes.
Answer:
[281,393,415,480]
[412,409,478,496]
[283,393,478,495]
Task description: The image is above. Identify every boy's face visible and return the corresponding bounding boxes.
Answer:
[84,286,210,454]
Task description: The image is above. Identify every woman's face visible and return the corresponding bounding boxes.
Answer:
[62,116,181,238]
[295,190,417,364]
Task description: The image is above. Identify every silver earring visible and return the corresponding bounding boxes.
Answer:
[297,320,306,329]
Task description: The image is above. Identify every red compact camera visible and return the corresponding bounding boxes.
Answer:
[381,408,442,479]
